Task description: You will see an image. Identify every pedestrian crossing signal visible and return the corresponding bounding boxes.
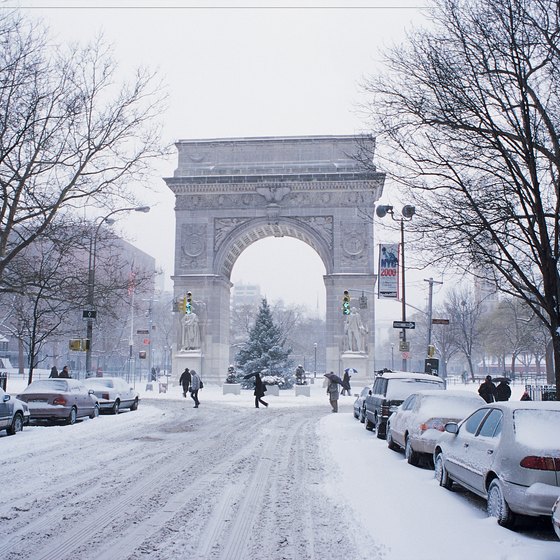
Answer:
[342,290,351,315]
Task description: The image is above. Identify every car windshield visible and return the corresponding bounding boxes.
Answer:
[87,379,114,388]
[514,409,560,451]
[386,379,444,401]
[24,380,68,392]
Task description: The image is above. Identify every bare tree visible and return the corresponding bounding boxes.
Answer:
[0,12,167,291]
[363,0,560,394]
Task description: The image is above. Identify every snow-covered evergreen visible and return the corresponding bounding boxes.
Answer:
[235,298,293,386]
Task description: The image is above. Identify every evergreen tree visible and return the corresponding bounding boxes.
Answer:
[235,298,292,381]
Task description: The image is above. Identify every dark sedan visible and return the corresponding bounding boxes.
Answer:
[17,379,99,425]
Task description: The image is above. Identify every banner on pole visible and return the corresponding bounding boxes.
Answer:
[378,243,399,299]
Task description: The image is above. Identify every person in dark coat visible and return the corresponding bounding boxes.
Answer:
[495,379,511,401]
[254,372,268,408]
[520,391,532,401]
[49,366,59,378]
[341,370,352,396]
[179,368,191,398]
[478,375,497,403]
[59,365,71,378]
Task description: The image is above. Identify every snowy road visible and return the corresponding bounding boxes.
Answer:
[0,396,373,560]
[1,381,559,560]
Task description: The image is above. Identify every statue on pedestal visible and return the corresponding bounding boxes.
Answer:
[344,307,367,352]
[181,312,201,350]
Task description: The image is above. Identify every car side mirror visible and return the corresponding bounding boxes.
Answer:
[444,422,459,434]
[368,390,372,395]
[3,394,10,402]
[88,389,94,395]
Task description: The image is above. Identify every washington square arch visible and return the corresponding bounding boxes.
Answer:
[164,135,386,384]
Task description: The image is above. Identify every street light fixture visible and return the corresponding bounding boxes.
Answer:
[85,206,151,376]
[376,204,416,371]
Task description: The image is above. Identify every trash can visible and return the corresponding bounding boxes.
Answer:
[0,371,7,391]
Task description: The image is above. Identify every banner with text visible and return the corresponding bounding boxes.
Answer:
[378,243,399,299]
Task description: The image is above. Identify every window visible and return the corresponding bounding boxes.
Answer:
[478,410,503,438]
[463,409,488,435]
[401,395,416,411]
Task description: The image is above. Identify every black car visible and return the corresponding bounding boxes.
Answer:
[363,370,445,439]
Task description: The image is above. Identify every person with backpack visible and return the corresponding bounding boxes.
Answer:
[495,379,512,401]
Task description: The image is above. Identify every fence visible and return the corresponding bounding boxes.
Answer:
[525,384,557,401]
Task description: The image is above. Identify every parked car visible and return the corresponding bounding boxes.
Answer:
[364,370,445,439]
[433,401,560,528]
[553,496,560,540]
[386,390,485,465]
[85,376,139,414]
[17,379,99,425]
[353,386,371,422]
[0,386,30,435]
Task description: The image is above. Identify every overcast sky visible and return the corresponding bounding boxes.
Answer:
[11,0,438,321]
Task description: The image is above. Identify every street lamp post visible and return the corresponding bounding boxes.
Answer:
[376,204,416,371]
[314,342,317,379]
[85,206,150,377]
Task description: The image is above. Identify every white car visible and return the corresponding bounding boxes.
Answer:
[0,386,30,435]
[85,377,139,414]
[387,389,485,466]
[553,497,560,540]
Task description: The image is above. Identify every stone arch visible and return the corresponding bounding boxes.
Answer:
[215,217,333,280]
[165,135,385,384]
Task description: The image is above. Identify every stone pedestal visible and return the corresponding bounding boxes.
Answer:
[223,383,241,395]
[174,350,202,378]
[266,385,279,396]
[341,352,369,382]
[295,385,311,397]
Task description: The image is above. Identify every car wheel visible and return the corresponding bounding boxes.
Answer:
[90,404,99,419]
[130,398,138,411]
[7,412,24,435]
[376,418,386,440]
[112,400,120,415]
[387,429,399,451]
[434,453,453,490]
[405,436,419,466]
[67,407,77,425]
[359,407,365,423]
[487,479,515,528]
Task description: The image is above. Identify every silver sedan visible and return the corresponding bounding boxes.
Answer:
[434,401,560,528]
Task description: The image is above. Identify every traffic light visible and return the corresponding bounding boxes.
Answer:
[186,291,192,314]
[179,296,186,313]
[342,290,351,315]
[428,344,436,358]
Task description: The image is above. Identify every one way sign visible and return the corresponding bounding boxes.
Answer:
[393,321,416,329]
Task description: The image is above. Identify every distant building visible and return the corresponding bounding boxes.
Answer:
[231,283,262,308]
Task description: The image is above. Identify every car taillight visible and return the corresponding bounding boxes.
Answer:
[102,393,110,400]
[53,396,67,406]
[420,419,446,433]
[520,456,560,471]
[381,404,391,417]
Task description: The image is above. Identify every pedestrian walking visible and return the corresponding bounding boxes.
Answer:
[179,368,191,398]
[326,374,340,412]
[253,372,269,408]
[341,369,352,396]
[478,375,496,403]
[495,379,511,401]
[49,366,59,378]
[59,365,71,378]
[190,369,201,408]
[520,391,532,401]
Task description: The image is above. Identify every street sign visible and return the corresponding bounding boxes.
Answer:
[82,309,97,319]
[432,318,450,325]
[136,329,150,335]
[399,340,410,352]
[393,321,416,329]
